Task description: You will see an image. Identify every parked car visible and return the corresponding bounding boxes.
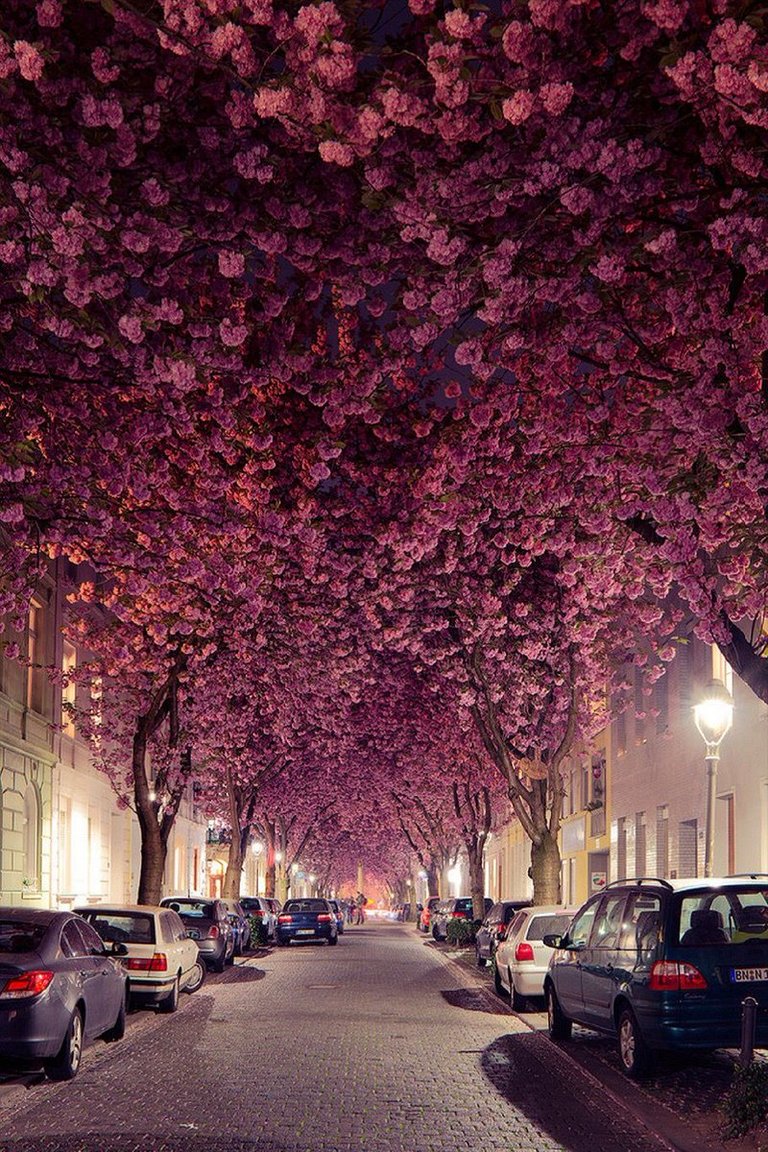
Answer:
[417,897,440,934]
[276,898,338,946]
[475,899,532,967]
[327,899,344,935]
[219,899,251,956]
[240,896,277,944]
[494,904,577,1009]
[431,897,493,942]
[0,907,128,1080]
[75,903,205,1011]
[159,897,234,972]
[543,876,768,1078]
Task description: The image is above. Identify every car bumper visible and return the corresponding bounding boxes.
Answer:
[510,966,549,998]
[277,928,335,943]
[0,998,70,1060]
[127,976,178,1002]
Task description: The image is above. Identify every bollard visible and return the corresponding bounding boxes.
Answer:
[740,996,758,1067]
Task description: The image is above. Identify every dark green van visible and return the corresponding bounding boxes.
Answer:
[543,876,768,1077]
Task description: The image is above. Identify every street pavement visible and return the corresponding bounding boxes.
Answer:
[0,920,739,1152]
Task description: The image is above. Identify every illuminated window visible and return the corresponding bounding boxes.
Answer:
[711,647,733,695]
[62,641,76,737]
[23,784,40,891]
[26,601,41,712]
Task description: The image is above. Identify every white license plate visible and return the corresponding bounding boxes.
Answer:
[733,967,768,983]
[296,929,315,936]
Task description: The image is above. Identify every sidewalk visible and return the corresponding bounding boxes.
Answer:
[432,936,768,1152]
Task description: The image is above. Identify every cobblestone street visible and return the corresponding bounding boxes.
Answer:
[0,922,677,1152]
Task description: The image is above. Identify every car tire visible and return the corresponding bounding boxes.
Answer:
[185,959,206,994]
[511,979,526,1013]
[159,976,180,1014]
[546,985,572,1041]
[277,936,288,947]
[475,948,487,969]
[493,964,506,997]
[618,1007,652,1079]
[328,933,338,946]
[212,950,226,973]
[225,941,235,966]
[46,1008,84,1081]
[103,993,127,1042]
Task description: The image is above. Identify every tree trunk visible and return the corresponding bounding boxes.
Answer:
[221,765,244,899]
[467,845,486,922]
[530,829,562,904]
[134,722,167,906]
[264,822,276,898]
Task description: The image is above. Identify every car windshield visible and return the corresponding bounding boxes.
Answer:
[81,912,155,945]
[284,900,328,913]
[526,914,572,941]
[0,920,46,953]
[165,901,212,918]
[678,888,768,946]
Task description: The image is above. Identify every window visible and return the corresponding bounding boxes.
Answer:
[635,812,647,875]
[678,819,698,878]
[26,600,43,713]
[656,806,669,876]
[617,816,627,880]
[567,900,598,948]
[60,919,88,958]
[592,893,628,949]
[711,646,733,696]
[23,784,40,892]
[620,893,662,953]
[62,641,76,737]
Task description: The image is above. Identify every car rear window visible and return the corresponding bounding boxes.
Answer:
[526,914,573,941]
[283,900,328,913]
[165,901,212,919]
[83,912,156,945]
[0,920,46,953]
[678,888,768,946]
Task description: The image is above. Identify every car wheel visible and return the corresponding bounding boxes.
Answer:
[46,1008,84,1081]
[159,976,180,1014]
[493,963,506,997]
[277,936,288,947]
[546,984,572,1041]
[212,950,226,973]
[328,933,338,946]
[185,959,206,994]
[511,978,526,1013]
[103,992,127,1042]
[475,947,487,969]
[618,1007,652,1079]
[225,941,235,966]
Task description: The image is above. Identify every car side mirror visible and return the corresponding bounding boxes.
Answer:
[108,942,129,957]
[543,933,564,949]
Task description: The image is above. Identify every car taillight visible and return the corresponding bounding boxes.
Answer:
[451,911,467,920]
[497,926,507,942]
[125,954,168,972]
[209,925,219,938]
[317,914,332,923]
[515,942,535,962]
[251,910,264,919]
[649,960,708,991]
[1,971,54,997]
[278,914,292,924]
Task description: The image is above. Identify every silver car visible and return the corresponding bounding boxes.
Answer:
[0,907,128,1080]
[76,904,205,1011]
[494,904,578,1010]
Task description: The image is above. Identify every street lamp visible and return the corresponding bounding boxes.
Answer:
[693,677,734,878]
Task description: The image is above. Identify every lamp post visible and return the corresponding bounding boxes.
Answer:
[693,677,734,878]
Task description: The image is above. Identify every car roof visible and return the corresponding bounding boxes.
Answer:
[516,904,580,916]
[605,877,768,895]
[74,903,168,914]
[0,907,63,924]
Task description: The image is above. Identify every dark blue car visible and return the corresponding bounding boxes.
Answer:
[543,876,768,1078]
[276,899,338,946]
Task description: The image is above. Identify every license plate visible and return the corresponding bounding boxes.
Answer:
[296,929,315,936]
[733,967,768,983]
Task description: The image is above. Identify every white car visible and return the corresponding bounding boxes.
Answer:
[76,904,206,1013]
[494,904,578,1011]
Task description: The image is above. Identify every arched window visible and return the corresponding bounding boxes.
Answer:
[23,784,40,891]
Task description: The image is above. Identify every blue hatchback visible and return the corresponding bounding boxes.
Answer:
[543,876,768,1077]
[276,899,338,947]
